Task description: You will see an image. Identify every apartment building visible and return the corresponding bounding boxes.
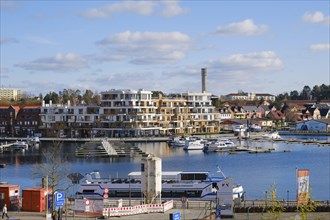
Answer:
[98,89,160,137]
[182,92,221,133]
[0,105,40,137]
[154,95,191,135]
[39,100,100,137]
[0,88,21,101]
[225,92,275,101]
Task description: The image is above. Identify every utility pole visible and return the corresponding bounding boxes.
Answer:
[45,175,49,220]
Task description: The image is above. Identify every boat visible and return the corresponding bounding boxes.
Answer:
[262,131,281,140]
[76,168,244,201]
[183,137,205,150]
[203,139,237,152]
[27,137,40,146]
[168,136,186,147]
[12,140,29,150]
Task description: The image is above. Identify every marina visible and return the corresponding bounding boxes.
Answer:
[0,134,329,201]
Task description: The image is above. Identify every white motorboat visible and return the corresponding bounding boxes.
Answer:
[12,140,29,150]
[183,137,205,150]
[203,139,237,152]
[28,137,40,146]
[76,169,245,201]
[262,131,281,140]
[168,136,186,147]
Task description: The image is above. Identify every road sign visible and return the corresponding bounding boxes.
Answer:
[104,188,109,193]
[54,191,65,207]
[170,211,181,220]
[85,199,90,206]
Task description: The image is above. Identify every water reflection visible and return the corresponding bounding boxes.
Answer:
[0,138,329,200]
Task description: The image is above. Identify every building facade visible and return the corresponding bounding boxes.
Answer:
[225,92,275,102]
[97,89,160,137]
[0,89,21,101]
[39,100,100,137]
[0,105,40,137]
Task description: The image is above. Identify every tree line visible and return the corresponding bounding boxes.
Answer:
[275,84,329,101]
[1,84,328,106]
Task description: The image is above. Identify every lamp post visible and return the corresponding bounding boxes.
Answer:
[287,190,289,206]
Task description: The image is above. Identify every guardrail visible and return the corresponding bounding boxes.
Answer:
[102,200,174,217]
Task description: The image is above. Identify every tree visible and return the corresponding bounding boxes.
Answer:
[44,92,59,104]
[289,90,299,100]
[260,184,285,220]
[152,91,164,99]
[300,85,312,100]
[32,140,72,214]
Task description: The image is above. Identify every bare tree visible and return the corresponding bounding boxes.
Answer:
[32,140,72,214]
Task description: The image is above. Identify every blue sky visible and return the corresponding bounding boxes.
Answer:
[1,0,329,97]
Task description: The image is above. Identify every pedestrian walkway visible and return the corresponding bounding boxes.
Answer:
[5,210,330,220]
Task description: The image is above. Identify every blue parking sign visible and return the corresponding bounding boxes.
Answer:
[55,191,65,207]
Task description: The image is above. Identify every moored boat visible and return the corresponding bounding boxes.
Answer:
[262,131,281,140]
[12,140,29,150]
[76,169,244,201]
[168,136,186,147]
[203,139,237,152]
[183,137,205,150]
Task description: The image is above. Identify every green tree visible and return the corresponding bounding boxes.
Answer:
[260,184,286,220]
[300,85,312,100]
[289,90,299,100]
[44,91,59,104]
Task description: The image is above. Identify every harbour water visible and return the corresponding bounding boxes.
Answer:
[0,136,329,201]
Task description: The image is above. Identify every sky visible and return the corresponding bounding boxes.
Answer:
[0,0,329,97]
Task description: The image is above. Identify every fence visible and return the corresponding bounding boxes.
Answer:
[102,200,173,217]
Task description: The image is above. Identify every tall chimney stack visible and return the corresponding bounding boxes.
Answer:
[201,68,207,93]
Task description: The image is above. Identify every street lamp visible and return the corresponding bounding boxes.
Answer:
[287,190,289,203]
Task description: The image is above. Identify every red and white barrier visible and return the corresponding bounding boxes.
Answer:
[103,200,174,217]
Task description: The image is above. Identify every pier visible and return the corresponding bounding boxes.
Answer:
[75,139,149,158]
[0,142,14,152]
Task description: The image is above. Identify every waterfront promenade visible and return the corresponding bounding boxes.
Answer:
[5,209,330,220]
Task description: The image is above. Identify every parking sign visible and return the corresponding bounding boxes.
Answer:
[55,191,65,207]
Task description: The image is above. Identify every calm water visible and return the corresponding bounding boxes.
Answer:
[1,136,329,201]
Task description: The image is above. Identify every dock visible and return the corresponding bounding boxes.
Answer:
[0,142,14,152]
[75,139,149,158]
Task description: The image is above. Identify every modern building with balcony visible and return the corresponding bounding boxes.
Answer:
[39,100,100,137]
[98,89,161,137]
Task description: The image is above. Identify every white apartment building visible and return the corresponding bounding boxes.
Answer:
[98,89,161,137]
[0,88,21,100]
[225,92,276,102]
[38,89,221,138]
[39,100,100,137]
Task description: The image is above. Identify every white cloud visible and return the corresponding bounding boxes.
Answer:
[214,19,268,36]
[309,43,330,51]
[81,1,157,18]
[161,0,189,17]
[0,37,19,44]
[15,53,88,72]
[207,51,283,72]
[303,11,330,25]
[97,31,192,64]
[81,0,188,19]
